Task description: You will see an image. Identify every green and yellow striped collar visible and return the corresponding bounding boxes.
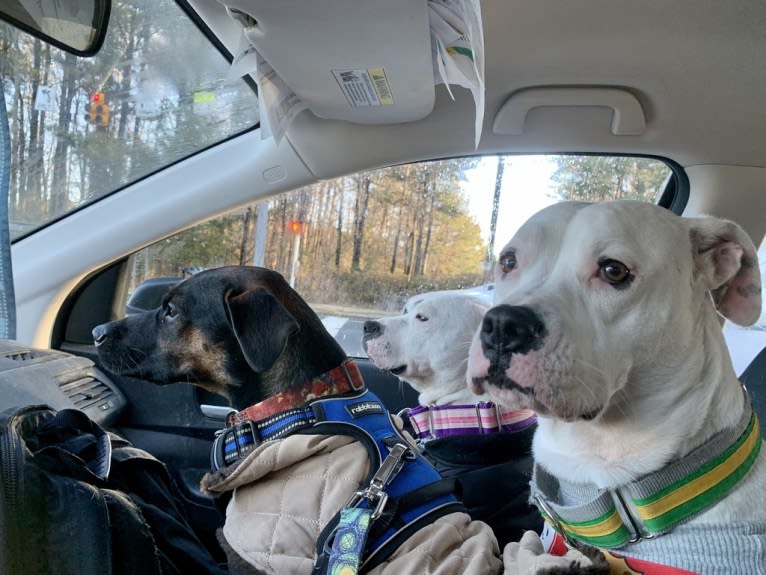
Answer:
[532,398,762,549]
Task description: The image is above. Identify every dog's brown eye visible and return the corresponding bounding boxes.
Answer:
[415,313,429,322]
[164,302,179,321]
[599,259,633,287]
[499,250,517,274]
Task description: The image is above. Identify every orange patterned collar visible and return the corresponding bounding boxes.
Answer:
[228,359,365,426]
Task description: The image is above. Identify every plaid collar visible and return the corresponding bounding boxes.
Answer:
[407,402,536,441]
[532,395,761,549]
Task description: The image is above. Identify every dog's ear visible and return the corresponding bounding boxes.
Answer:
[688,217,762,326]
[224,288,300,373]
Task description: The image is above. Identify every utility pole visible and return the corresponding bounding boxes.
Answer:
[288,226,301,287]
[485,156,505,279]
[287,191,309,287]
[252,202,269,267]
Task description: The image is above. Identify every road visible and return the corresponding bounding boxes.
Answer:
[320,316,367,357]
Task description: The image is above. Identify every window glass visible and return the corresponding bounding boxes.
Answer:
[1,0,259,240]
[723,242,766,375]
[124,155,671,356]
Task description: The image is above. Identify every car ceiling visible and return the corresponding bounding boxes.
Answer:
[189,0,766,170]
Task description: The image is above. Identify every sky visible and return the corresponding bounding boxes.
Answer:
[462,155,559,257]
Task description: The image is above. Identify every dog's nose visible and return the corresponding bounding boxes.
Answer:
[363,320,383,339]
[480,305,547,359]
[92,324,109,347]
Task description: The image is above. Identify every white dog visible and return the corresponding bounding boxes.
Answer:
[468,200,766,573]
[363,292,491,405]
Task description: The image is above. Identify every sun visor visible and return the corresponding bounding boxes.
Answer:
[222,0,485,146]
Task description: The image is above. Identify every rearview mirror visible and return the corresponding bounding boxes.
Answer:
[0,1,110,57]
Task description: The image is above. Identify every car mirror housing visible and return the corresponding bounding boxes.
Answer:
[0,0,110,57]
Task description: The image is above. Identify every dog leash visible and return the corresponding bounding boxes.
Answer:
[531,396,761,550]
[325,442,409,574]
[305,391,464,574]
[406,402,536,441]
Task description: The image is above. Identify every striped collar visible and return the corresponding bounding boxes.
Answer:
[407,402,536,441]
[531,396,762,549]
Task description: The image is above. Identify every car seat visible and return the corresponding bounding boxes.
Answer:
[739,346,766,435]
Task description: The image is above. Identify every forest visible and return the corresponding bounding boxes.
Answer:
[1,0,258,239]
[134,154,669,309]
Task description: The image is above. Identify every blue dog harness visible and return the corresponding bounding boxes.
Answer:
[211,383,465,574]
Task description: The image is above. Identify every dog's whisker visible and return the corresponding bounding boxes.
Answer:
[120,352,140,371]
[570,373,600,407]
[571,357,632,421]
[447,338,477,350]
[569,369,629,428]
[571,357,608,379]
[124,346,147,366]
[568,370,624,427]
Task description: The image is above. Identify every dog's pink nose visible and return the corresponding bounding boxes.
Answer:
[480,305,546,361]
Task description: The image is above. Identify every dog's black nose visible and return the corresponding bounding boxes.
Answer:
[92,324,109,347]
[363,320,383,339]
[480,305,547,360]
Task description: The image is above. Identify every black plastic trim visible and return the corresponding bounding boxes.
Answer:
[0,1,111,57]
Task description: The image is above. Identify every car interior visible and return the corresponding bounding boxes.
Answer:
[2,0,766,570]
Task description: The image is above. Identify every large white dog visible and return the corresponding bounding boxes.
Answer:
[468,200,766,573]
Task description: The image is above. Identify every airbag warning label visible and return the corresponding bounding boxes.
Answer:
[333,67,394,107]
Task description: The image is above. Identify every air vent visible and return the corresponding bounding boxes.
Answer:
[2,349,46,362]
[59,375,116,411]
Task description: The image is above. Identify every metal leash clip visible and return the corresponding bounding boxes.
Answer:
[346,442,409,520]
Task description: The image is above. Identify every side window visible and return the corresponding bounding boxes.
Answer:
[123,155,672,356]
[723,242,766,375]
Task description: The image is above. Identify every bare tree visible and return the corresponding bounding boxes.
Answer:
[351,174,372,271]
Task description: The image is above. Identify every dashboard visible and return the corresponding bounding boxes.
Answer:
[0,339,125,427]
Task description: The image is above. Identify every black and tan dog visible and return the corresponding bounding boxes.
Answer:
[92,266,548,575]
[93,265,341,412]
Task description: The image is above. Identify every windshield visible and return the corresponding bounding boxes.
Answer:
[0,0,260,240]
